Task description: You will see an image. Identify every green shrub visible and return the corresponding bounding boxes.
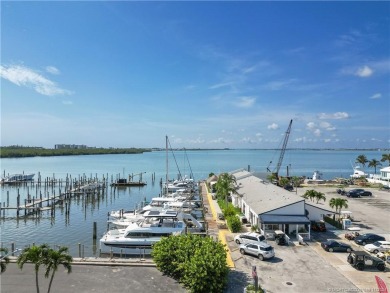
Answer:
[227,215,241,233]
[323,215,342,229]
[223,205,237,218]
[246,284,264,293]
[152,235,229,293]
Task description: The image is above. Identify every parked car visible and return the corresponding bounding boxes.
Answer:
[357,189,372,196]
[354,233,386,245]
[347,251,386,271]
[321,240,353,252]
[376,250,390,263]
[239,242,275,260]
[346,189,372,198]
[346,189,362,198]
[364,241,390,254]
[234,232,266,245]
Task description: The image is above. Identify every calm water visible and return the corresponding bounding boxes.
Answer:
[0,149,385,256]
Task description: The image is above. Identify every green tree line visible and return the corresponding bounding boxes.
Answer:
[0,146,151,158]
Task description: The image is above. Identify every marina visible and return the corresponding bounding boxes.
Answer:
[0,149,388,258]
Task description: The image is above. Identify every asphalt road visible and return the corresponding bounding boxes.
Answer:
[0,262,187,293]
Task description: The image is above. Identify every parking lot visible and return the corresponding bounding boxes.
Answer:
[225,186,390,293]
[297,186,390,236]
[227,232,389,293]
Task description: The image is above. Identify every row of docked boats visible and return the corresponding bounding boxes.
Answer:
[99,177,204,255]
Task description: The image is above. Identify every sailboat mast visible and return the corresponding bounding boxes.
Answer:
[166,135,169,196]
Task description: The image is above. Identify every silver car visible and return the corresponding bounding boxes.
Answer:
[239,242,275,260]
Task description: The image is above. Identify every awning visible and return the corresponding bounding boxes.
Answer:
[260,214,310,225]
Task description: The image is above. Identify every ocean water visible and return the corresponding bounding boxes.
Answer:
[0,149,385,256]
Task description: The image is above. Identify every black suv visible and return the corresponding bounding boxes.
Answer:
[347,251,386,271]
[354,233,386,245]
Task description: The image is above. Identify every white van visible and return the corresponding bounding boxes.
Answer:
[234,232,266,245]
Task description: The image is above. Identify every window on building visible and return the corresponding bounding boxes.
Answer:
[264,224,279,231]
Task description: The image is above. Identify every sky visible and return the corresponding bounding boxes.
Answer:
[1,1,389,149]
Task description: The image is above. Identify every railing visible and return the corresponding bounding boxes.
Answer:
[285,234,291,245]
[298,233,310,243]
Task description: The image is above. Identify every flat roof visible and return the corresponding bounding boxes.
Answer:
[260,214,310,225]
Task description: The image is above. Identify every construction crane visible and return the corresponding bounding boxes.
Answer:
[267,119,293,179]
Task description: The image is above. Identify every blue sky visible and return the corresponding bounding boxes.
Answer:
[1,1,389,149]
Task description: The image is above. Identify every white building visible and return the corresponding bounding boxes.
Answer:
[367,166,390,187]
[229,169,335,241]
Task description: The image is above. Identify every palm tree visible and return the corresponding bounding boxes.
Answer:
[214,173,237,208]
[44,246,73,293]
[17,244,50,293]
[381,153,390,166]
[368,159,382,174]
[278,177,290,189]
[314,191,326,204]
[267,173,278,184]
[290,176,301,194]
[355,154,368,168]
[329,198,348,219]
[0,248,10,273]
[302,190,316,202]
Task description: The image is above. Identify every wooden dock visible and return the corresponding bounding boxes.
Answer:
[0,180,106,218]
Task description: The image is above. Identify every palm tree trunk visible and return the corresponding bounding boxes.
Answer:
[47,272,55,293]
[35,271,40,293]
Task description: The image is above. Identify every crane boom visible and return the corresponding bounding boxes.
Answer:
[270,119,293,178]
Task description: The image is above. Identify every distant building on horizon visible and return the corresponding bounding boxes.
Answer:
[55,144,88,150]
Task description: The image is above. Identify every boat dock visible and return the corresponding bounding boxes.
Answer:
[0,176,106,218]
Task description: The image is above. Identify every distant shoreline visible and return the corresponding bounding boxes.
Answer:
[0,146,388,159]
[0,147,151,158]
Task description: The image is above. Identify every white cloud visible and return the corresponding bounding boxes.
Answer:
[318,112,349,120]
[355,65,373,77]
[313,129,321,137]
[319,121,336,131]
[210,137,229,144]
[324,138,331,143]
[319,121,330,128]
[241,137,255,144]
[0,64,71,96]
[242,65,257,74]
[307,122,316,130]
[369,93,382,99]
[255,133,262,137]
[46,66,60,75]
[62,100,73,105]
[267,123,279,130]
[294,136,317,143]
[209,81,235,90]
[233,96,256,108]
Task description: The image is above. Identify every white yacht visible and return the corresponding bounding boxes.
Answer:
[163,177,197,194]
[141,197,197,211]
[350,166,368,178]
[1,173,35,184]
[100,210,186,255]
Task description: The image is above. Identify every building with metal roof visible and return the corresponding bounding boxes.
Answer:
[229,169,335,242]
